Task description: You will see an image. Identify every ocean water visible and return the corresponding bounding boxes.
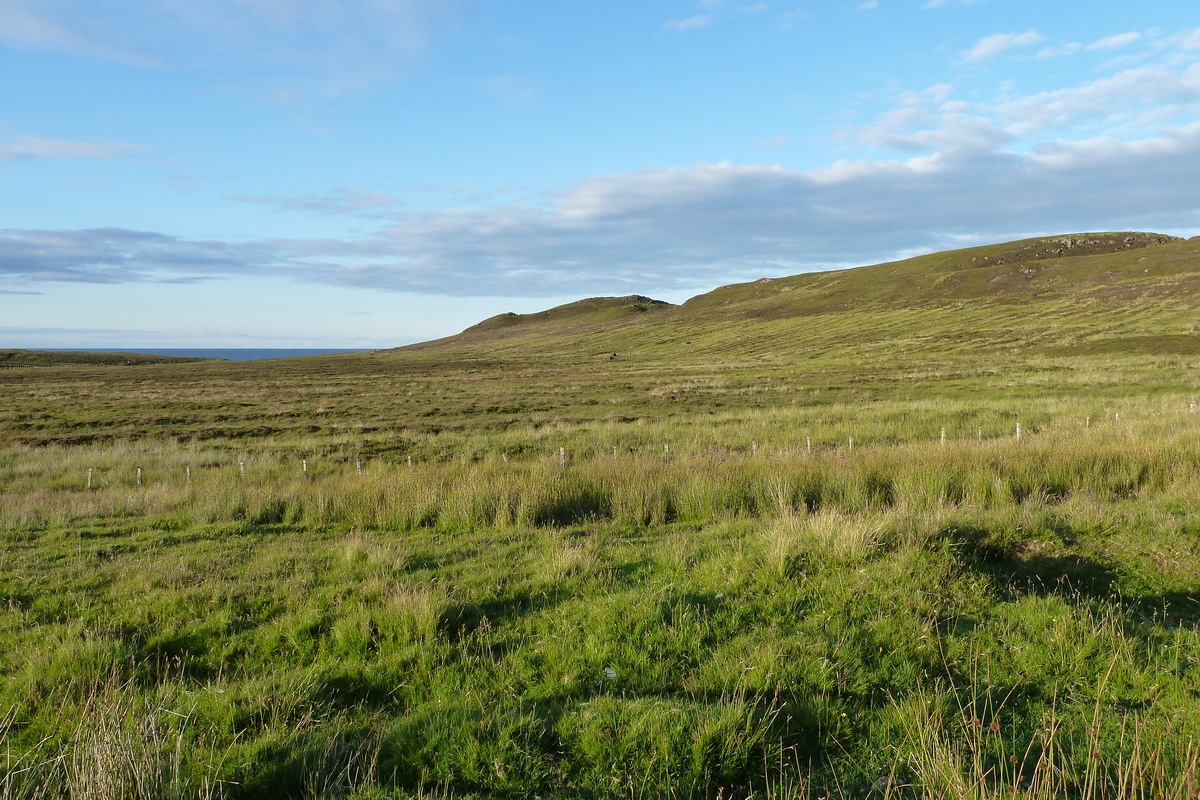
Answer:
[29,348,373,361]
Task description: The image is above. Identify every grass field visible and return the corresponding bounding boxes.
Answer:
[3,232,1200,798]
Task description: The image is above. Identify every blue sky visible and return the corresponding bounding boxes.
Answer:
[3,0,1200,348]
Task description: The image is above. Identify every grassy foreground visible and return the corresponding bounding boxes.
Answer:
[5,390,1200,798]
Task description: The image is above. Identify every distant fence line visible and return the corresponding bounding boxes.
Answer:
[70,405,1192,492]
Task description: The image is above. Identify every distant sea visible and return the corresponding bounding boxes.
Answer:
[28,348,373,362]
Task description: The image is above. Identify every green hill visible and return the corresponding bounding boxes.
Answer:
[400,231,1197,361]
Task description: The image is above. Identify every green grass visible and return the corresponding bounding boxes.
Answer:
[4,231,1200,798]
[5,404,1200,798]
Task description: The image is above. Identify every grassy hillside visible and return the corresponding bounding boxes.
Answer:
[404,231,1197,361]
[3,232,1200,799]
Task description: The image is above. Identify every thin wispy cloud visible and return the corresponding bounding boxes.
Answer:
[0,128,144,161]
[0,0,463,94]
[0,0,153,63]
[959,31,1046,63]
[484,74,544,104]
[758,134,794,149]
[232,186,402,217]
[664,15,710,31]
[921,0,986,8]
[1087,32,1142,51]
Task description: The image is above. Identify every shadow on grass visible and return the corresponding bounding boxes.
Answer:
[947,522,1119,599]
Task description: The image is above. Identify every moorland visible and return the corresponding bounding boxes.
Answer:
[3,231,1200,798]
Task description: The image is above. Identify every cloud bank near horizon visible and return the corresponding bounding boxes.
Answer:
[4,123,1200,298]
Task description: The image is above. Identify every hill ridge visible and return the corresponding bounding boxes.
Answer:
[396,231,1197,360]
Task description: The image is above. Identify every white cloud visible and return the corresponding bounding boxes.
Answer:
[991,63,1200,136]
[777,8,808,30]
[959,31,1045,63]
[665,15,710,31]
[1037,42,1082,59]
[231,185,401,217]
[0,0,152,62]
[0,128,145,161]
[484,74,543,104]
[0,0,463,94]
[1087,32,1142,51]
[921,0,985,8]
[6,122,1200,298]
[758,134,793,149]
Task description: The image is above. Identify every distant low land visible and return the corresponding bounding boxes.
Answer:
[3,231,1200,799]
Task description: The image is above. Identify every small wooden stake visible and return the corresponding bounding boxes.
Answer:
[663,444,670,462]
[848,436,854,451]
[302,459,308,478]
[559,447,567,468]
[806,437,812,454]
[940,427,947,446]
[977,427,983,441]
[356,458,362,476]
[1016,423,1022,441]
[407,455,413,468]
[186,465,191,484]
[239,460,245,476]
[87,468,93,491]
[136,467,142,486]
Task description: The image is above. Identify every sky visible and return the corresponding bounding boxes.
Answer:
[3,0,1200,349]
